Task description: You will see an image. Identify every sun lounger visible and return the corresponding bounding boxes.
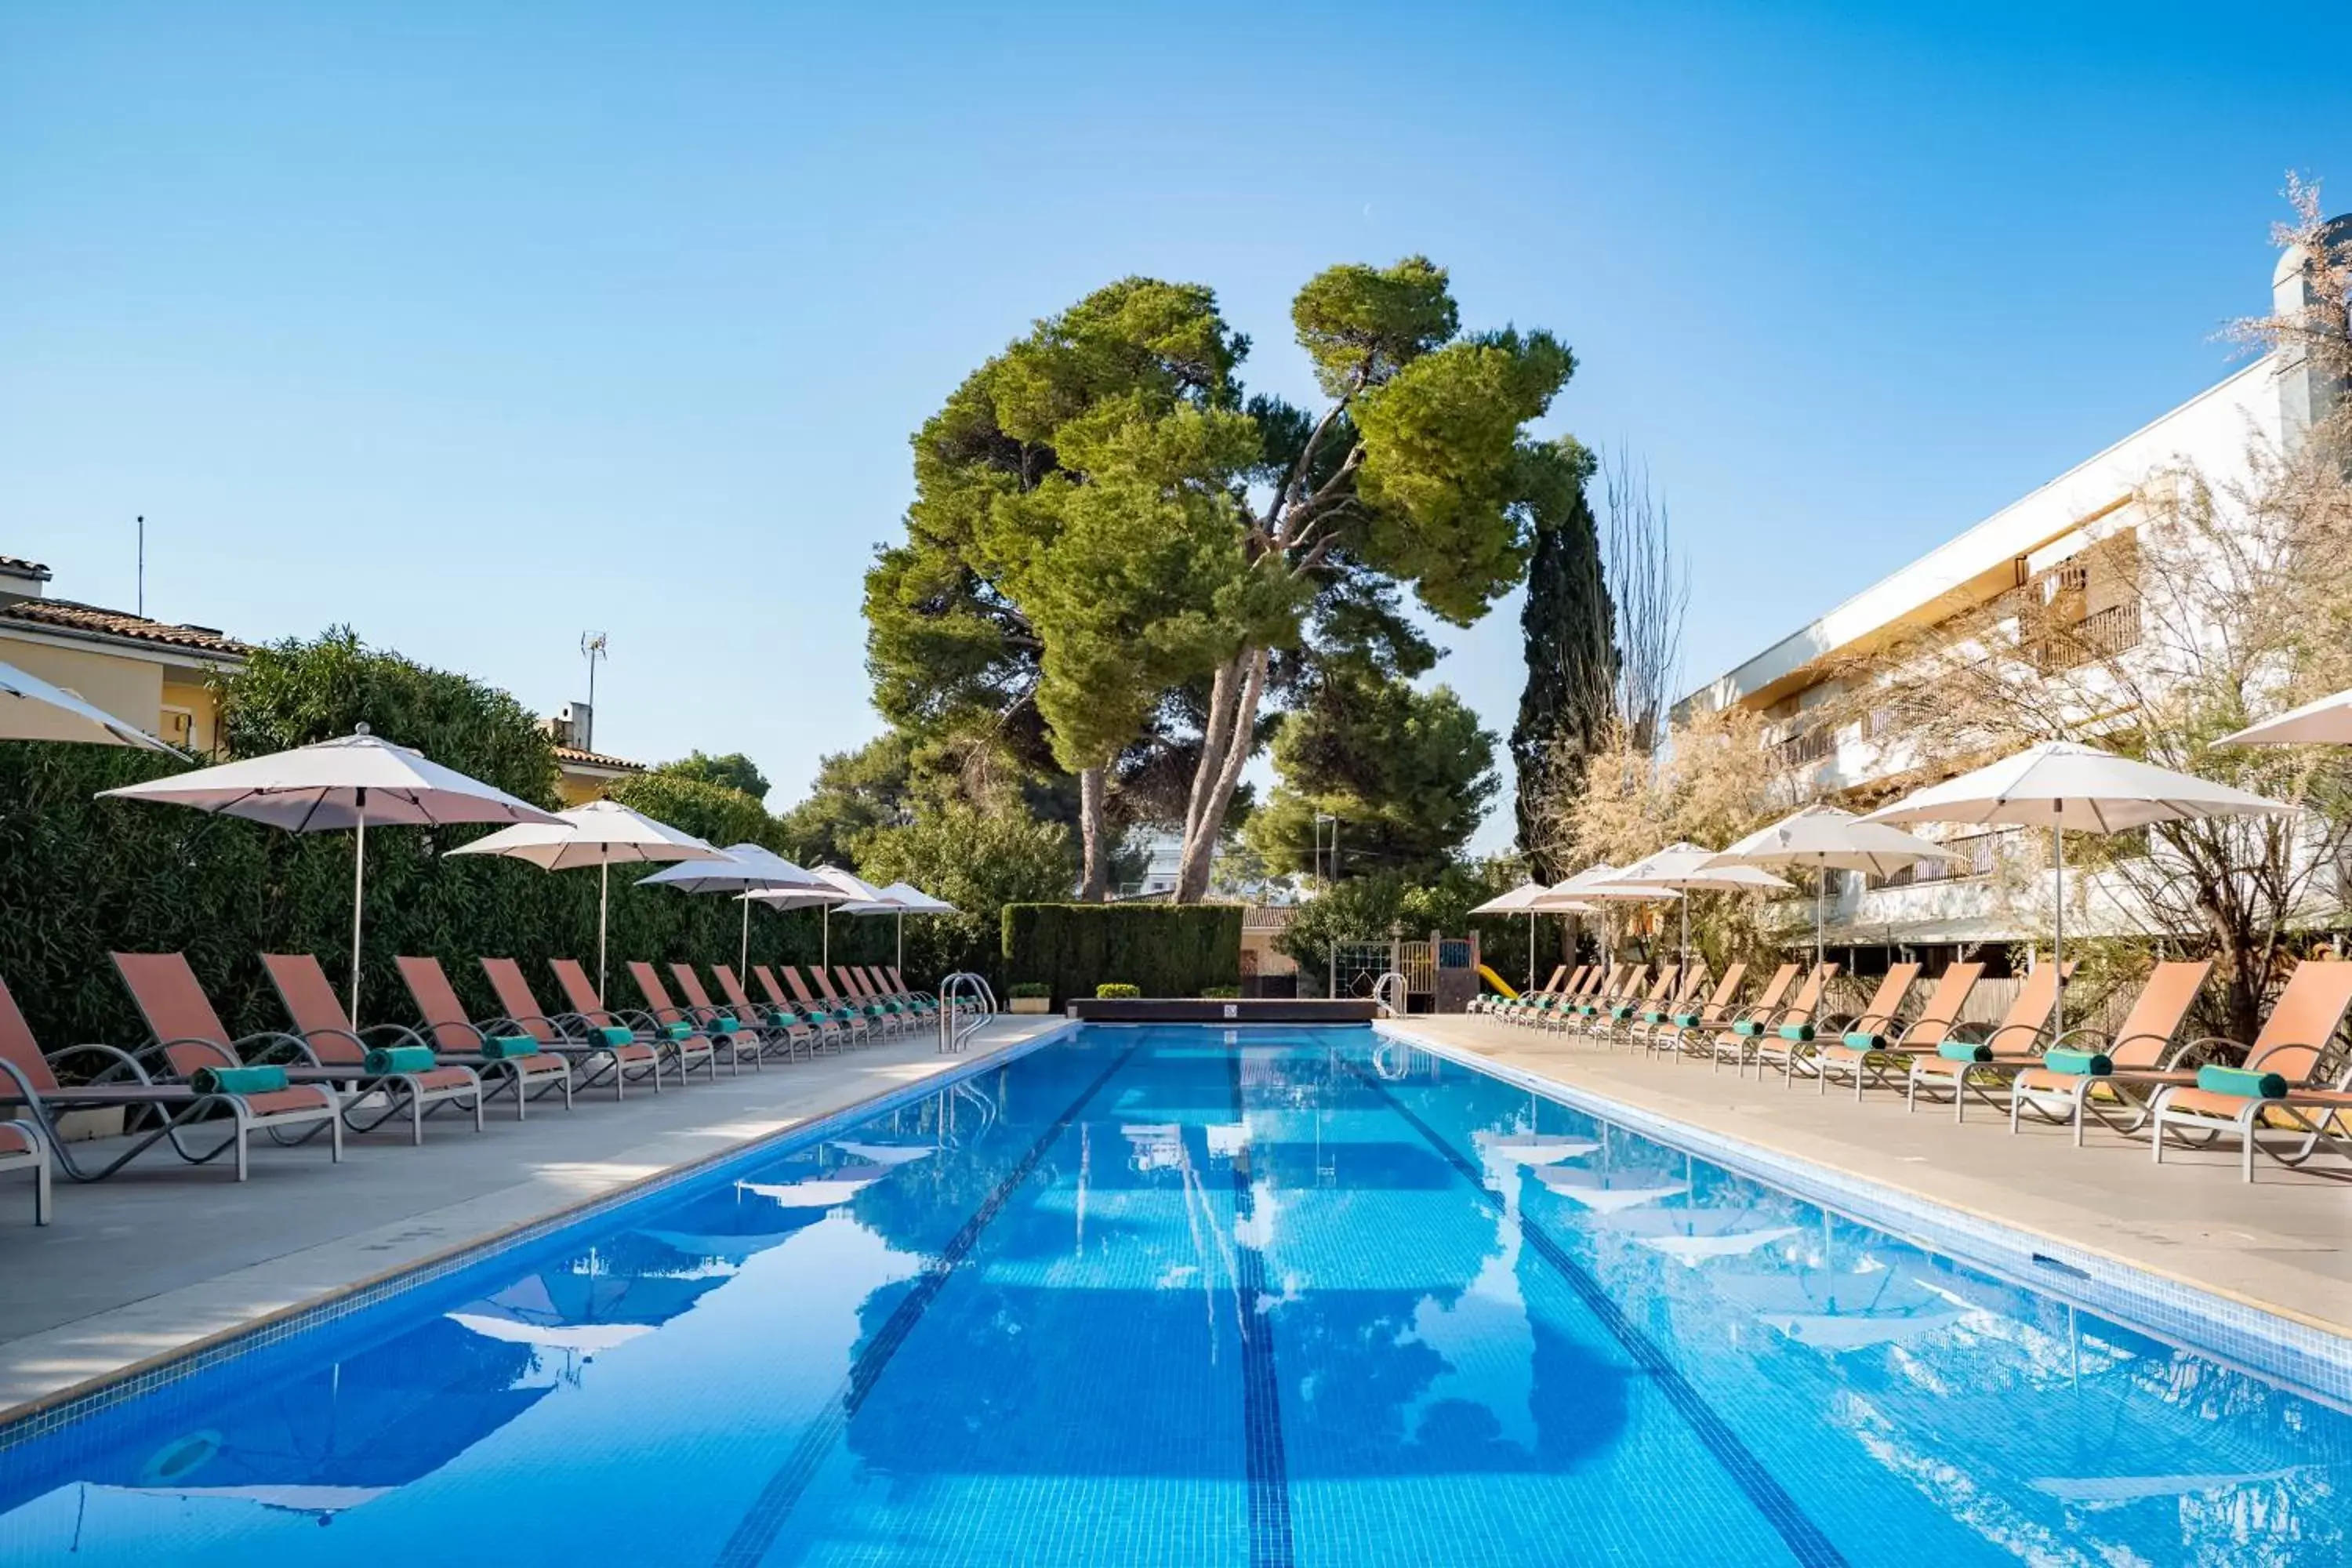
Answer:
[2150,959,2352,1181]
[388,956,576,1118]
[887,967,950,1011]
[855,967,927,1017]
[810,967,891,1040]
[0,971,339,1182]
[1475,964,1566,1016]
[753,965,855,1050]
[629,961,759,1074]
[832,967,905,1036]
[0,1120,49,1224]
[480,956,666,1098]
[260,953,511,1138]
[1636,963,1745,1056]
[552,958,716,1083]
[2004,960,2210,1144]
[1756,964,1917,1085]
[1534,964,1607,1027]
[1502,964,1581,1026]
[707,964,818,1058]
[1711,964,1837,1073]
[1904,961,2073,1119]
[1592,965,1680,1046]
[1552,965,1646,1036]
[786,967,876,1046]
[671,964,797,1061]
[1679,962,1797,1065]
[1806,964,1982,1099]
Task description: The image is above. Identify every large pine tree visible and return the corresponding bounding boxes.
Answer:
[1508,443,1615,880]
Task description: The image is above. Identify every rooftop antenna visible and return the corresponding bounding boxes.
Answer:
[136,516,145,617]
[579,631,608,750]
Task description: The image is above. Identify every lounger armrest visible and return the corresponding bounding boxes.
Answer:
[43,1041,159,1087]
[292,1024,373,1059]
[607,1007,661,1035]
[147,1035,244,1073]
[356,1022,436,1052]
[547,1010,598,1035]
[2165,1036,2247,1072]
[2246,1039,2339,1076]
[230,1029,325,1069]
[2047,1025,2115,1052]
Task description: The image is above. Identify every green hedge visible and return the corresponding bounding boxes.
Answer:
[1001,904,1242,1002]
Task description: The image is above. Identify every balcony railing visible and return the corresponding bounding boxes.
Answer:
[2030,601,2143,674]
[1870,829,2008,887]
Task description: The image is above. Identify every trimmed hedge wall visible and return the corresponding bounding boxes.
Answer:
[1000,904,1242,1002]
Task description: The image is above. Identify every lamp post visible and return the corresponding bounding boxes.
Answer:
[1315,811,1340,997]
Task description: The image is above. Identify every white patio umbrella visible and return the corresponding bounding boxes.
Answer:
[1863,741,2295,1032]
[446,799,728,1001]
[2219,686,2352,746]
[1704,804,1960,971]
[0,655,186,753]
[99,727,564,1017]
[1468,881,1555,991]
[740,873,859,967]
[866,880,957,975]
[1604,842,1792,981]
[1547,862,1678,965]
[637,843,829,975]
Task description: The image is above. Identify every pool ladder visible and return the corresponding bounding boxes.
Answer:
[1372,971,1407,1018]
[937,971,997,1054]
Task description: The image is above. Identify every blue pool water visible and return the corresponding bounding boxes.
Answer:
[1,1025,2346,1566]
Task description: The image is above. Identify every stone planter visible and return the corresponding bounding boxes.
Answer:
[1008,996,1051,1014]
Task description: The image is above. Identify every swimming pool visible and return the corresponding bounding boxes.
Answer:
[1,1024,2344,1566]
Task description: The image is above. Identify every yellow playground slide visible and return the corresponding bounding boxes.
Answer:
[1475,964,1518,999]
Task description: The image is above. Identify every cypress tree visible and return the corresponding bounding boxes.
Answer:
[1508,443,1616,880]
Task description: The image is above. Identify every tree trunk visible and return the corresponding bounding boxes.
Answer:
[1174,646,1269,902]
[1077,765,1110,902]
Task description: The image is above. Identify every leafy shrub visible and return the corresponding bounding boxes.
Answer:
[1002,904,1241,1001]
[1095,982,1141,999]
[1008,982,1051,999]
[1200,985,1240,999]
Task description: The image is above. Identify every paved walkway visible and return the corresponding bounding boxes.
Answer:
[1385,1014,2352,1343]
[0,1017,1067,1418]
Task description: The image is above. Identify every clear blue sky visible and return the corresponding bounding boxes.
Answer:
[5,3,2347,851]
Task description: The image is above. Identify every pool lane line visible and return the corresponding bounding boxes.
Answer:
[1225,1044,1297,1568]
[713,1039,1142,1568]
[1344,1063,1851,1568]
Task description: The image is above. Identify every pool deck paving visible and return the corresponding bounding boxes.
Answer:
[0,1016,1069,1421]
[1382,1012,2352,1347]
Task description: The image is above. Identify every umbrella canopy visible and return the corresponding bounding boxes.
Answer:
[1864,741,2294,1029]
[876,880,956,915]
[0,655,186,752]
[1469,881,1567,993]
[637,843,829,975]
[1704,804,1960,968]
[100,728,564,1015]
[1605,843,1791,977]
[448,800,728,999]
[2220,687,2352,747]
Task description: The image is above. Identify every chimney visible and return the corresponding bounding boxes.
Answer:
[2274,213,2352,448]
[563,700,594,752]
[0,557,53,604]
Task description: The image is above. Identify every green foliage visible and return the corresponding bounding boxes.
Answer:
[1094,982,1142,999]
[606,771,782,852]
[220,625,559,805]
[1510,439,1614,880]
[1273,866,1502,978]
[1001,903,1242,1001]
[1200,985,1240,999]
[851,801,1076,981]
[774,734,916,868]
[0,632,891,1052]
[651,750,771,801]
[1247,675,1497,881]
[1290,256,1458,397]
[1007,982,1051,999]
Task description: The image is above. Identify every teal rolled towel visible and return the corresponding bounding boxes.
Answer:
[711,1016,741,1034]
[1671,1012,1701,1029]
[1732,1019,1766,1037]
[2195,1064,2288,1099]
[481,1036,541,1061]
[2039,1047,2111,1076]
[1842,1031,1885,1051]
[662,1022,695,1042]
[1936,1040,1993,1062]
[1639,1009,1666,1024]
[191,1064,289,1096]
[361,1044,437,1075]
[1777,1022,1814,1043]
[1609,1004,1635,1020]
[595,1025,635,1050]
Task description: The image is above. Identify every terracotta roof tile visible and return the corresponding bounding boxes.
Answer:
[551,743,645,772]
[0,557,53,579]
[0,597,248,656]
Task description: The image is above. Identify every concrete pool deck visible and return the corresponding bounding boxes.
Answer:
[0,1017,1069,1421]
[1381,1013,2352,1348]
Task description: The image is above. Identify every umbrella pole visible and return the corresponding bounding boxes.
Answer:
[2053,808,2065,1036]
[740,896,750,978]
[897,910,905,976]
[598,861,610,1004]
[823,905,830,970]
[1680,893,1689,983]
[349,810,367,1022]
[1814,856,1824,971]
[1526,910,1534,993]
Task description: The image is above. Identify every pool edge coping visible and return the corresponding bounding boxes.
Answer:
[0,1020,1079,1450]
[1374,1018,2352,1405]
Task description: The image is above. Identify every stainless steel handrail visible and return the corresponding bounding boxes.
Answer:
[1372,971,1407,1018]
[937,971,995,1053]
